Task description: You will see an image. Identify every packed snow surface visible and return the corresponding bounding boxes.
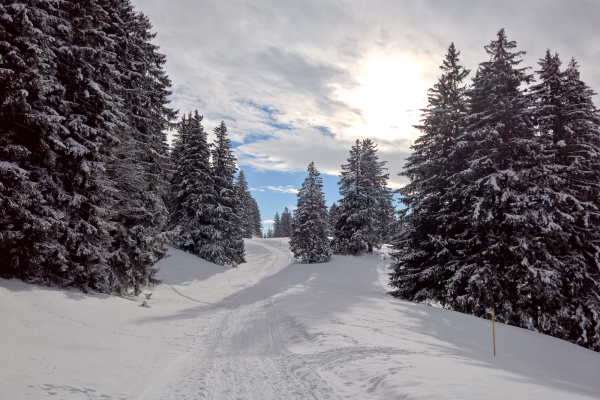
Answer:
[1,238,599,399]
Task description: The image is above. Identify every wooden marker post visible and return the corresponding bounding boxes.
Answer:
[492,308,496,356]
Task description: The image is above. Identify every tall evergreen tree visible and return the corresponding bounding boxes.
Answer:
[333,138,390,254]
[273,212,281,238]
[234,170,254,238]
[290,162,331,263]
[250,197,263,236]
[528,52,600,350]
[280,207,293,237]
[360,138,390,252]
[395,30,567,334]
[328,202,340,236]
[390,43,470,303]
[103,0,176,293]
[168,112,214,257]
[0,0,68,284]
[206,121,245,265]
[1,0,125,291]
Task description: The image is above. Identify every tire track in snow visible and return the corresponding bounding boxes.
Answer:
[155,239,342,400]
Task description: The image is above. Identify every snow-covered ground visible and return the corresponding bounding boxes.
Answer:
[1,238,599,399]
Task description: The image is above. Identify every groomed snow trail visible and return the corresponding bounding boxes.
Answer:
[157,239,340,400]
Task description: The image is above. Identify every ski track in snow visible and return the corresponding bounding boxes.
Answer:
[158,239,342,400]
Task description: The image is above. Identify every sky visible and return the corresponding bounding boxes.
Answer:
[132,0,600,233]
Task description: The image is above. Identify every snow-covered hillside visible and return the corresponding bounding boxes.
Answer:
[1,238,598,399]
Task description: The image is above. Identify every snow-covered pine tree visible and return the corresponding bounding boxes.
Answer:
[328,202,340,236]
[529,52,600,350]
[360,138,390,252]
[206,121,245,265]
[273,212,281,237]
[266,227,273,238]
[0,0,68,282]
[39,0,124,291]
[289,162,331,263]
[103,0,176,293]
[431,29,565,331]
[168,112,214,257]
[280,207,293,237]
[333,138,390,254]
[389,43,470,303]
[250,197,263,236]
[332,140,365,254]
[234,170,254,238]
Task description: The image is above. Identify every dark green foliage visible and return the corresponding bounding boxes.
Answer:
[0,0,174,293]
[333,138,391,254]
[390,30,600,351]
[390,43,470,304]
[290,162,331,263]
[235,170,262,238]
[168,112,214,257]
[205,122,245,266]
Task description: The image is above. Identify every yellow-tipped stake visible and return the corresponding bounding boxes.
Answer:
[492,308,496,357]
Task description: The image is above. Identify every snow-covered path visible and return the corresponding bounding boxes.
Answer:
[153,239,343,400]
[1,238,599,399]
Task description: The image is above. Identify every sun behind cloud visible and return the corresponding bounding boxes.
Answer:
[338,54,429,145]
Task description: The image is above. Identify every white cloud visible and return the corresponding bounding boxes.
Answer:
[267,185,299,194]
[135,0,600,180]
[263,219,275,224]
[236,127,413,188]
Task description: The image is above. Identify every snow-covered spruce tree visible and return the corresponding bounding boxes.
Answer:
[266,227,273,238]
[206,122,245,265]
[332,140,364,254]
[0,0,68,282]
[167,112,215,258]
[328,202,340,236]
[273,212,281,237]
[103,0,176,293]
[280,207,293,237]
[389,43,470,303]
[234,170,259,238]
[289,162,331,263]
[529,52,600,350]
[36,0,125,291]
[250,197,263,236]
[361,138,392,251]
[433,29,567,331]
[333,138,390,254]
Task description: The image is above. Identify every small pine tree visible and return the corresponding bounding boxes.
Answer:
[290,162,331,263]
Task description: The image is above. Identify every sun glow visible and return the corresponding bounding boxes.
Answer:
[339,55,429,143]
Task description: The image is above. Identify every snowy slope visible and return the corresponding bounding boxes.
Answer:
[1,238,599,399]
